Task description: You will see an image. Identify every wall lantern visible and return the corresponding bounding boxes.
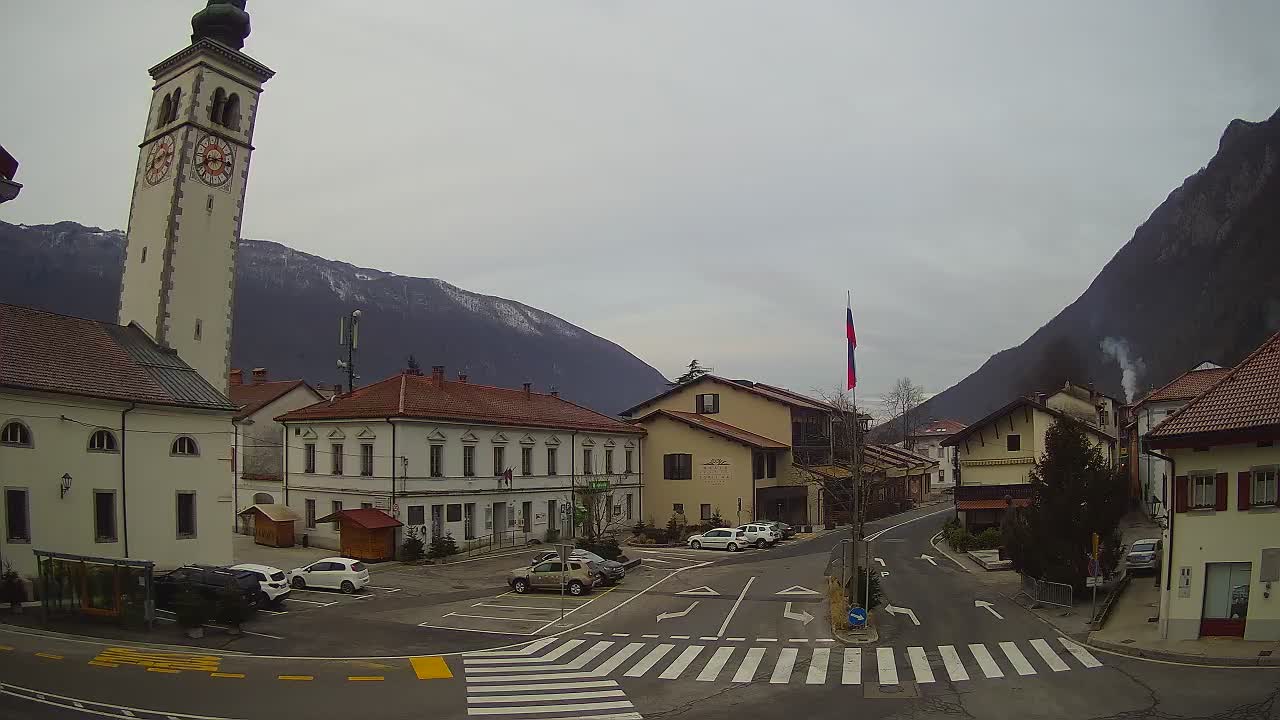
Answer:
[60,473,73,499]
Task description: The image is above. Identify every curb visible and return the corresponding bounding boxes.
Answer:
[1086,637,1280,667]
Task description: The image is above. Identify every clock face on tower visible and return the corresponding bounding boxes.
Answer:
[144,134,175,185]
[193,134,235,188]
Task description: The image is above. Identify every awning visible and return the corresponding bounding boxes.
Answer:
[237,503,300,522]
[957,499,1031,511]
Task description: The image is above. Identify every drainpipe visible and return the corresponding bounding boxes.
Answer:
[570,431,577,540]
[120,403,137,558]
[233,422,240,534]
[1147,448,1176,594]
[282,422,289,504]
[387,419,398,544]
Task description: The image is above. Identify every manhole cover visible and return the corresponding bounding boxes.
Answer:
[865,682,920,699]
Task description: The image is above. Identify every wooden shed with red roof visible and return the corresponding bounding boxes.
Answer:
[314,508,403,561]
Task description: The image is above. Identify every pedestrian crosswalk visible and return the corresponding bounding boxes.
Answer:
[462,634,1103,713]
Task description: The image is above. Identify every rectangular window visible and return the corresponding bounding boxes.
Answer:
[493,446,505,476]
[1192,475,1216,509]
[5,489,29,542]
[360,443,374,476]
[305,499,316,529]
[463,445,475,477]
[583,448,593,473]
[700,503,712,521]
[625,450,633,474]
[625,493,634,521]
[176,492,196,538]
[673,503,684,514]
[753,453,765,480]
[446,503,462,522]
[94,491,116,543]
[766,453,777,478]
[1007,434,1021,452]
[304,443,316,473]
[331,443,344,475]
[605,449,614,474]
[547,500,557,531]
[547,447,558,476]
[331,500,343,530]
[430,445,444,477]
[663,453,693,480]
[1253,469,1278,506]
[408,505,425,526]
[522,447,533,476]
[696,393,720,414]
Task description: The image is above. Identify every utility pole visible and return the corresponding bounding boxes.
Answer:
[337,308,362,394]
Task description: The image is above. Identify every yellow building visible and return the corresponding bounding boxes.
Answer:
[1149,332,1280,641]
[623,376,835,527]
[942,396,1116,530]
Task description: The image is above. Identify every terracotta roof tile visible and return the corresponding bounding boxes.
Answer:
[621,375,831,416]
[1150,332,1280,440]
[277,373,643,435]
[633,410,788,449]
[908,418,968,437]
[315,508,402,529]
[0,304,234,410]
[230,380,315,420]
[1138,367,1233,405]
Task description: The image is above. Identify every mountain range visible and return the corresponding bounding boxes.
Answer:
[0,221,669,415]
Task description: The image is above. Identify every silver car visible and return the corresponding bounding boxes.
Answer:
[1125,538,1161,575]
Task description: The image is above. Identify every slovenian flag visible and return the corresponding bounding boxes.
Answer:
[846,301,857,390]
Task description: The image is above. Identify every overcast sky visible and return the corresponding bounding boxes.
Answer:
[5,2,1280,406]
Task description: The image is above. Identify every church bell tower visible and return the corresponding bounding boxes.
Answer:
[118,0,273,395]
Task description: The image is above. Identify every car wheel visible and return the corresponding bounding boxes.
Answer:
[340,580,355,594]
[756,539,767,549]
[691,541,702,550]
[513,579,529,594]
[727,542,739,552]
[291,577,306,589]
[568,581,586,596]
[258,592,271,607]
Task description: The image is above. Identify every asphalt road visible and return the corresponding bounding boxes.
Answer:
[1,504,1277,719]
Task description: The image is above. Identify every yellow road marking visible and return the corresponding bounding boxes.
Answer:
[88,661,119,668]
[35,653,63,660]
[278,675,313,681]
[0,645,13,651]
[347,676,385,681]
[409,656,452,679]
[94,647,220,673]
[146,667,180,674]
[210,672,245,679]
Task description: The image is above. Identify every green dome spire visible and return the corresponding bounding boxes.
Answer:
[191,0,251,50]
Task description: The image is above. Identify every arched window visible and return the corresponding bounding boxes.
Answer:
[221,93,241,130]
[88,429,118,453]
[1,421,32,448]
[168,87,183,123]
[157,94,172,129]
[172,436,199,456]
[252,492,275,504]
[210,88,227,126]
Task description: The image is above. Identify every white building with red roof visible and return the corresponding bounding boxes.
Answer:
[904,418,967,490]
[274,366,646,554]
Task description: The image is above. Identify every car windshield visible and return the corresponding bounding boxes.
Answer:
[1132,542,1158,553]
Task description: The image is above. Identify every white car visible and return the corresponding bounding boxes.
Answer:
[231,563,291,606]
[288,557,370,594]
[687,528,747,552]
[736,523,779,549]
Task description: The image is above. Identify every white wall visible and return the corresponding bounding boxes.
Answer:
[232,383,323,529]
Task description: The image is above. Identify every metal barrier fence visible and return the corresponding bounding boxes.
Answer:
[460,529,534,558]
[1018,573,1074,608]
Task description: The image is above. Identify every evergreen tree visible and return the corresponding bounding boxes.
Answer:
[1002,419,1127,588]
[670,359,712,386]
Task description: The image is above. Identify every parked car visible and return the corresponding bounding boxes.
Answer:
[530,549,625,585]
[155,565,262,611]
[1124,539,1162,575]
[510,559,598,596]
[287,557,369,594]
[736,523,780,548]
[231,563,291,607]
[687,528,747,551]
[766,521,796,540]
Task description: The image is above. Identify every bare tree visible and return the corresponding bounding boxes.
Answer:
[883,377,926,450]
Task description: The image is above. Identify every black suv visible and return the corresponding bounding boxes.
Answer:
[155,565,263,610]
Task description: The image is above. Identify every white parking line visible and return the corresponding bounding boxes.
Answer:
[446,613,551,623]
[366,586,401,591]
[257,608,287,615]
[284,597,337,607]
[475,603,562,612]
[716,577,756,637]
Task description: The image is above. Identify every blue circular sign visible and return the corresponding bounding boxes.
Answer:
[848,606,867,627]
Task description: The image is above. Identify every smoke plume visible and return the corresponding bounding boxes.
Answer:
[1100,337,1146,403]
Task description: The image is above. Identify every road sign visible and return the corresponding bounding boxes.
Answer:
[1085,576,1102,588]
[848,606,867,628]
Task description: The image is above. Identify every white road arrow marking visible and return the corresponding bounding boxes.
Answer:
[874,557,885,567]
[676,586,720,597]
[782,602,814,625]
[974,600,1004,619]
[919,554,938,566]
[883,604,920,626]
[657,601,699,622]
[775,585,821,596]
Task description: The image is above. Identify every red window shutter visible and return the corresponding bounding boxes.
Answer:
[1214,472,1228,511]
[1238,472,1252,510]
[1174,475,1189,513]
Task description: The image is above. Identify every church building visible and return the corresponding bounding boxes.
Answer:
[0,1,273,580]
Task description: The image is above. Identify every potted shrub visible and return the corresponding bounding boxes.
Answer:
[0,563,26,613]
[174,583,209,639]
[215,582,251,635]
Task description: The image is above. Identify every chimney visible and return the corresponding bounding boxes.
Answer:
[251,367,268,383]
[457,373,468,384]
[523,382,532,399]
[229,369,243,386]
[333,383,343,394]
[432,365,445,386]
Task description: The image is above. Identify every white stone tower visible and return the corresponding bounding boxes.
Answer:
[118,0,273,395]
